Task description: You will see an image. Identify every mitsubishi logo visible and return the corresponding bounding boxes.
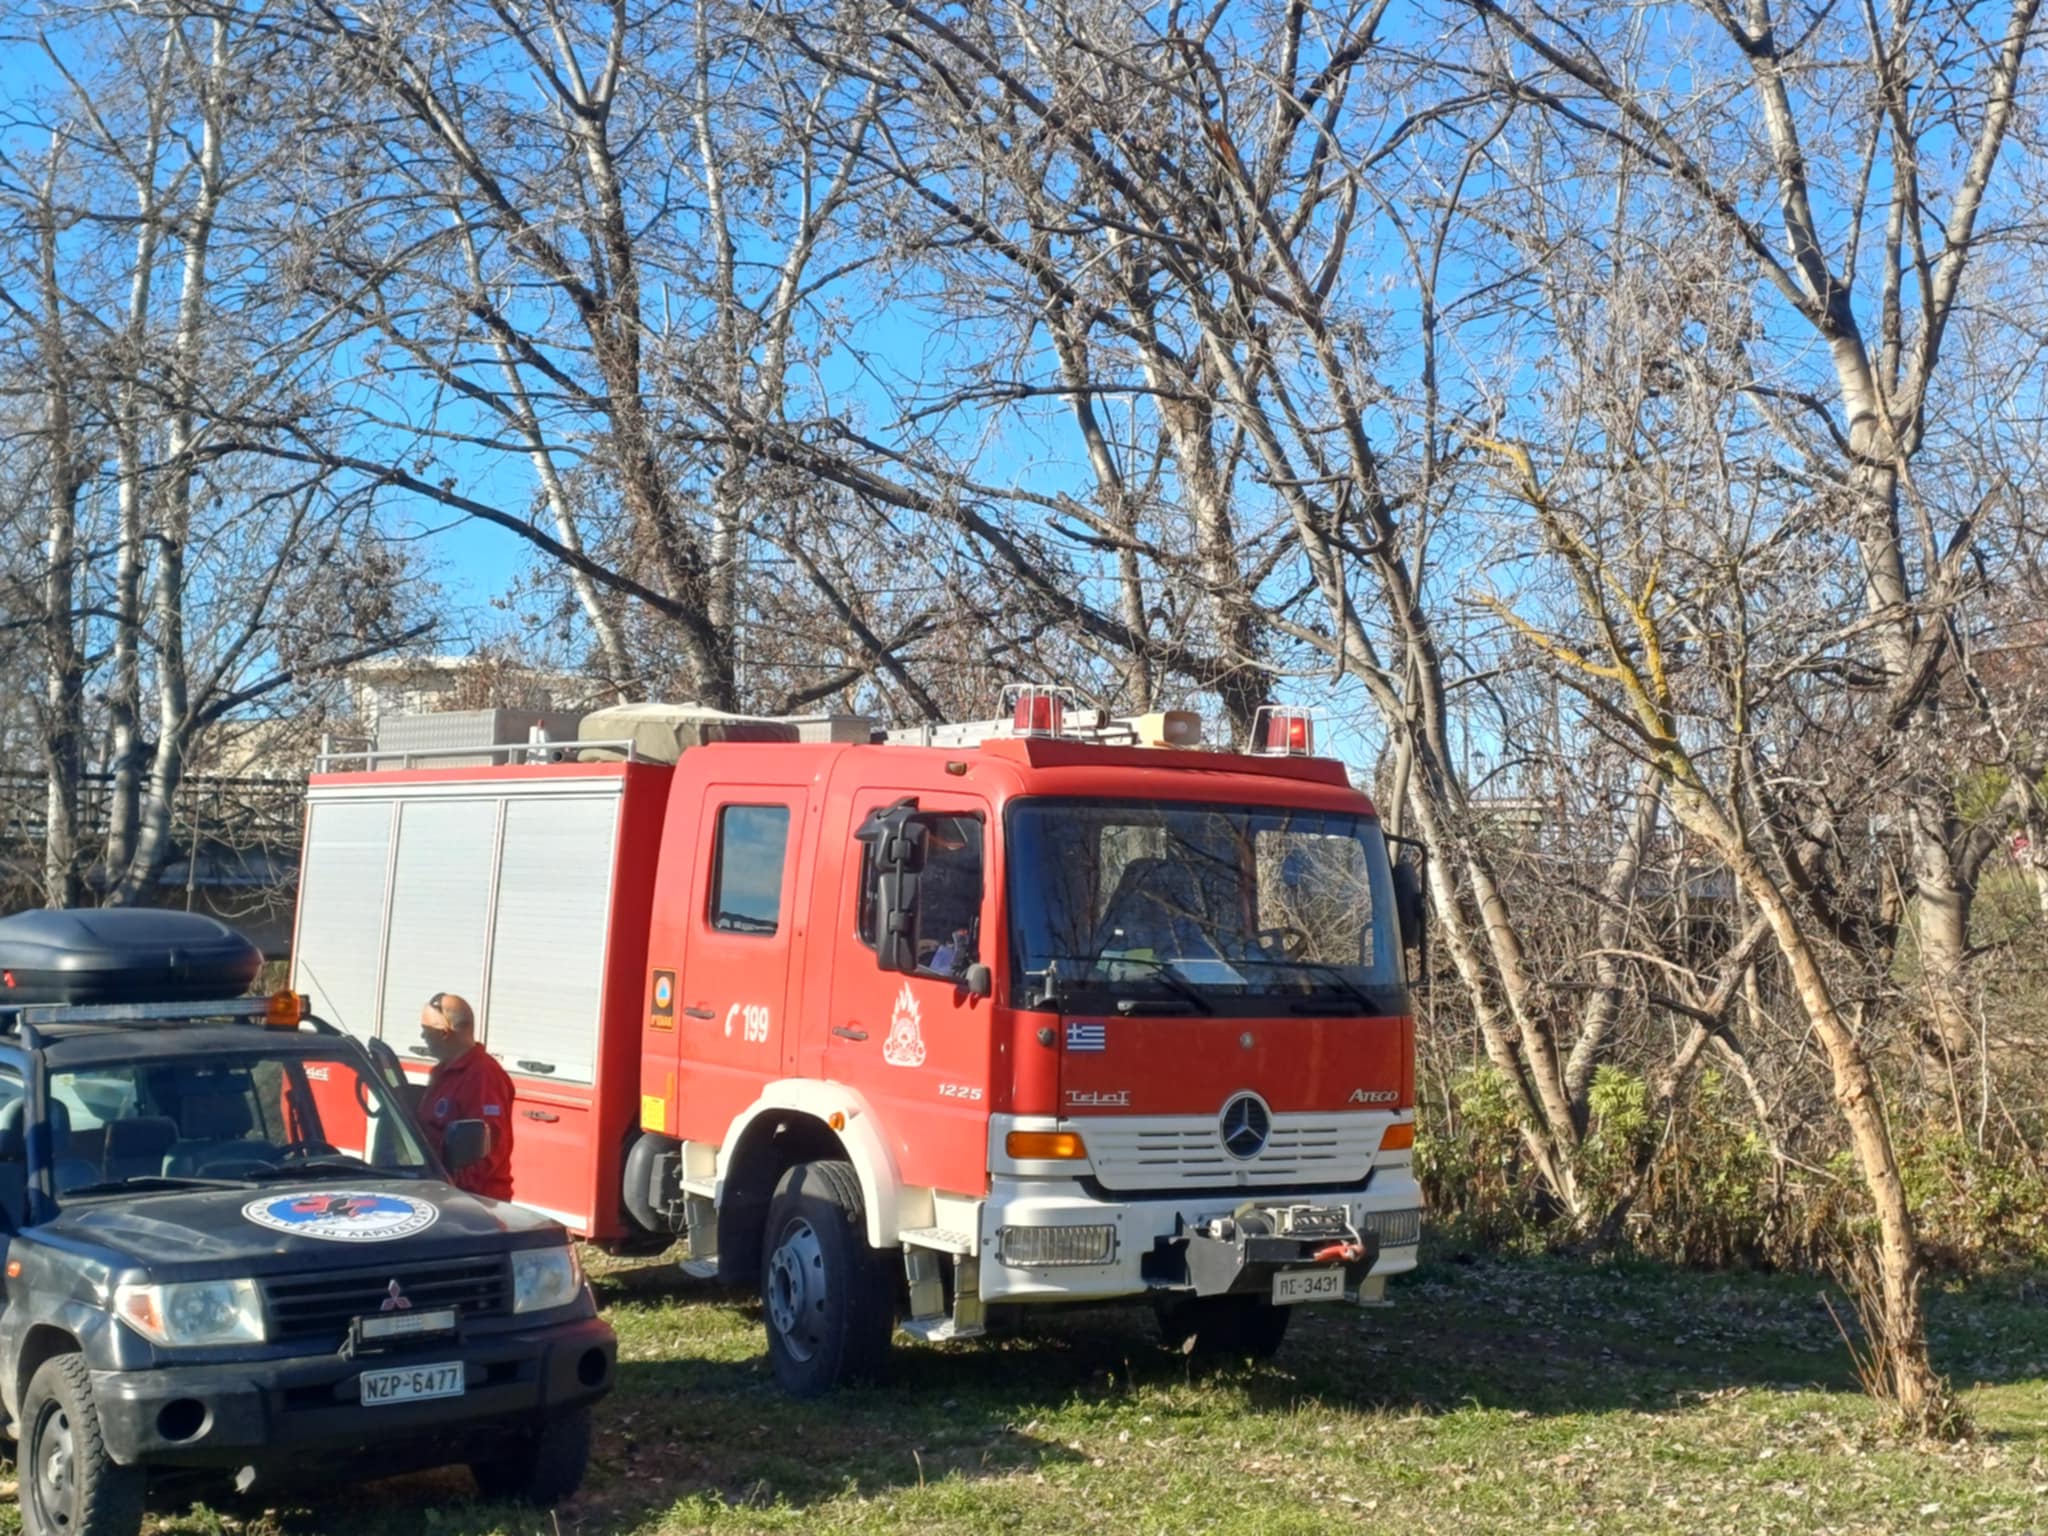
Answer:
[380,1279,412,1312]
[1219,1093,1271,1160]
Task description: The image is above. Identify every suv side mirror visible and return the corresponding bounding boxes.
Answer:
[442,1118,489,1174]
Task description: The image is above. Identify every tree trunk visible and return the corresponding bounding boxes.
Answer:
[41,434,85,911]
[1909,801,1975,1055]
[34,141,85,909]
[112,19,225,905]
[1666,773,1944,1421]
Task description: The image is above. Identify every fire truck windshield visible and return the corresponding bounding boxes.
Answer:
[1005,799,1404,1015]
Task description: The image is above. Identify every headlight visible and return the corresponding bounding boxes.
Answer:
[114,1279,265,1347]
[512,1245,582,1314]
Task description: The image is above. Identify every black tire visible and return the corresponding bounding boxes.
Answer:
[760,1159,894,1396]
[469,1406,592,1506]
[20,1353,145,1536]
[1155,1294,1293,1361]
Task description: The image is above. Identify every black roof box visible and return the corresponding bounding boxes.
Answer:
[0,908,264,1007]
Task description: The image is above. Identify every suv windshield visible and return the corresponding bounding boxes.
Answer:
[45,1049,430,1197]
[1006,798,1403,1014]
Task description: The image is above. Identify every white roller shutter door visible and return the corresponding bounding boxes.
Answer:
[482,795,618,1084]
[293,800,394,1041]
[379,797,500,1039]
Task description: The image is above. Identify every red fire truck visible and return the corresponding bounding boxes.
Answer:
[291,696,1425,1394]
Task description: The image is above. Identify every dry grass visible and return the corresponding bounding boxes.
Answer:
[7,1250,2047,1536]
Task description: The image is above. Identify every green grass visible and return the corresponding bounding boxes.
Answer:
[10,1252,2048,1535]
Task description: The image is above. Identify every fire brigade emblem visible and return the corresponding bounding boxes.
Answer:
[882,982,926,1067]
[240,1190,440,1243]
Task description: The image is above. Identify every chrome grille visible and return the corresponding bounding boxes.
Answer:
[1079,1113,1386,1192]
[262,1257,509,1345]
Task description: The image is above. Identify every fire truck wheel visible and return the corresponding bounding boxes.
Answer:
[761,1159,894,1395]
[1154,1294,1293,1361]
[469,1405,592,1506]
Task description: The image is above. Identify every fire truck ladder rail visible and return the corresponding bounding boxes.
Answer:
[313,738,644,771]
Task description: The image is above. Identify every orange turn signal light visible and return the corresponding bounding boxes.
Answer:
[1379,1122,1415,1152]
[265,990,307,1028]
[1005,1130,1087,1160]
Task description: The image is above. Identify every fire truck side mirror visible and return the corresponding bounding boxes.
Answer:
[877,866,922,972]
[1391,861,1425,953]
[859,800,930,975]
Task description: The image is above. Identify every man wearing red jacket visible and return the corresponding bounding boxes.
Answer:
[417,991,515,1201]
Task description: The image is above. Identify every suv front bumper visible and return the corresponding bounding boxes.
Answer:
[91,1315,615,1476]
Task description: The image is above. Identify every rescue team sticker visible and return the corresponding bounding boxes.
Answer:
[241,1191,440,1243]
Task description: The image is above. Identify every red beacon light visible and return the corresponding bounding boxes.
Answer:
[1251,706,1316,757]
[1005,684,1068,738]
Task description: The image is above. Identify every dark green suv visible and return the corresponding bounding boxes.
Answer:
[0,909,615,1536]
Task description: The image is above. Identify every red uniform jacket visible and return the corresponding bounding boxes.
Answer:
[420,1044,515,1201]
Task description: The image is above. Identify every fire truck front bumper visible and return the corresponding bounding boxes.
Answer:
[975,1172,1423,1304]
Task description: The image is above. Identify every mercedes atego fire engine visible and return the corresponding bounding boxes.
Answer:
[290,693,1426,1394]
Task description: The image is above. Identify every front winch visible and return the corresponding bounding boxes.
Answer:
[1168,1203,1379,1299]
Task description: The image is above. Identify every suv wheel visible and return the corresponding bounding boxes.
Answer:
[21,1354,145,1536]
[760,1159,893,1396]
[1155,1294,1293,1360]
[470,1405,592,1506]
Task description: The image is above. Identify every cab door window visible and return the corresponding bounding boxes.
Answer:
[710,805,792,935]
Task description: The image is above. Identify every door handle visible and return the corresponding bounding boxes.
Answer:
[524,1108,561,1123]
[515,1060,556,1075]
[682,1005,716,1020]
[832,1025,869,1042]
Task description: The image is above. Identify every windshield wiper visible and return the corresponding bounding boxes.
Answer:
[1270,959,1384,1014]
[1099,956,1215,1015]
[242,1155,404,1181]
[59,1175,250,1197]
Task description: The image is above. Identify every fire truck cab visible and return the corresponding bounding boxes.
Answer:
[292,698,1425,1394]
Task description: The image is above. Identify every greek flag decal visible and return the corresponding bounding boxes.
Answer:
[1065,1021,1107,1052]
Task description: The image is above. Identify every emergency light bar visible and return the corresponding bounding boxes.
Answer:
[0,992,322,1030]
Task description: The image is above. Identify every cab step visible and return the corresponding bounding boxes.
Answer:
[899,1314,985,1343]
[900,1250,987,1342]
[898,1225,974,1255]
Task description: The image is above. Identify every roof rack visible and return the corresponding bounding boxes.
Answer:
[0,996,341,1035]
[315,738,641,772]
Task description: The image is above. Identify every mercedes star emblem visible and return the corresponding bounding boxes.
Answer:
[1219,1092,1272,1160]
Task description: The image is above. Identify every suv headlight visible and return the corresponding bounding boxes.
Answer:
[512,1245,582,1314]
[115,1279,265,1347]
